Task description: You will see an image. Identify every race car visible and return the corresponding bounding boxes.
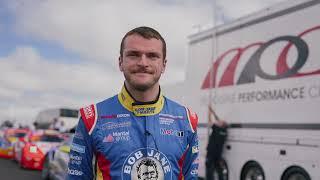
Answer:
[42,134,74,180]
[19,130,65,170]
[0,128,29,159]
[13,129,42,162]
[0,136,13,158]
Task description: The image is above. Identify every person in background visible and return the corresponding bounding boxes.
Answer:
[67,26,199,179]
[58,121,67,133]
[29,122,37,131]
[206,104,228,180]
[49,118,59,131]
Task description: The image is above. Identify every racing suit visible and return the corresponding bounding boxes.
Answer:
[67,85,199,179]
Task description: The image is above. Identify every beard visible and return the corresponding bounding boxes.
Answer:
[124,73,161,92]
[123,68,161,92]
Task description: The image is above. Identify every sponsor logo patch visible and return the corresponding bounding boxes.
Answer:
[159,114,184,125]
[83,106,94,119]
[104,131,130,143]
[191,168,198,176]
[122,148,172,180]
[71,143,85,153]
[103,134,114,143]
[68,168,83,176]
[70,154,82,161]
[70,155,82,165]
[159,118,174,125]
[193,157,200,164]
[159,114,184,120]
[160,128,184,137]
[102,121,131,130]
[70,159,82,165]
[192,145,199,154]
[74,131,84,140]
[134,107,156,115]
[100,114,130,119]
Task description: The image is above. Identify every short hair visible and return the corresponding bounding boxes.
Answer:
[120,26,166,59]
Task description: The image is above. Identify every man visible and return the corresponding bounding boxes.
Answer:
[58,120,67,133]
[136,158,158,180]
[49,118,60,131]
[205,105,228,180]
[67,26,199,179]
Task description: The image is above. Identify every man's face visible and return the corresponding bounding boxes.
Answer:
[139,164,158,180]
[119,34,166,91]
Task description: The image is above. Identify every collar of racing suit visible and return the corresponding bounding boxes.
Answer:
[117,84,164,116]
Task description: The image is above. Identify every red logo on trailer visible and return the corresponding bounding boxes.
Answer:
[202,25,320,89]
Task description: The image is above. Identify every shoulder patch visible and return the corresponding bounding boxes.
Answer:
[80,104,97,135]
[186,107,198,133]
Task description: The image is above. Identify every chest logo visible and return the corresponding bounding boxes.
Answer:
[122,148,172,180]
[103,131,130,143]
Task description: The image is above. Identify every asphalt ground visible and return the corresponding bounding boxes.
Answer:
[0,158,42,180]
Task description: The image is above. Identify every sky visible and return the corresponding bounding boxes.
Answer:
[0,0,286,125]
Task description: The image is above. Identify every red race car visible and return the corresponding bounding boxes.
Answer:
[19,130,65,170]
[13,129,40,162]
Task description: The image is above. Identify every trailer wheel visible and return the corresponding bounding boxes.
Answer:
[281,166,311,180]
[241,161,265,180]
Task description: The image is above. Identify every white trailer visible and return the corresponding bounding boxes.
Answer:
[34,108,79,131]
[164,0,320,179]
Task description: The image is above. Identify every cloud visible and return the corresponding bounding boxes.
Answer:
[0,46,122,124]
[1,0,287,124]
[9,0,285,66]
[0,45,186,124]
[11,0,213,69]
[215,0,285,23]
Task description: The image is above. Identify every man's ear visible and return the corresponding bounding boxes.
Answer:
[119,56,123,72]
[162,59,167,73]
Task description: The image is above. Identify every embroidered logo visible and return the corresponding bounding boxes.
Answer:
[103,134,114,143]
[83,105,94,119]
[122,148,172,180]
[160,128,184,137]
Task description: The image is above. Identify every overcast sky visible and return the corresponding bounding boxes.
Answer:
[0,0,286,125]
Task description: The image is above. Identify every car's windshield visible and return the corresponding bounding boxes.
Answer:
[40,135,64,142]
[14,132,27,138]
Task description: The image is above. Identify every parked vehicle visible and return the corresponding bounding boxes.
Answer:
[19,130,65,170]
[13,129,42,162]
[42,134,74,180]
[0,136,13,159]
[164,0,320,179]
[0,128,29,159]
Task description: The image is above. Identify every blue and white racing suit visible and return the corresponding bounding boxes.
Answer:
[67,85,199,179]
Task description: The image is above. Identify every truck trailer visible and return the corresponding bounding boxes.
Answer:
[164,0,320,179]
[34,108,79,131]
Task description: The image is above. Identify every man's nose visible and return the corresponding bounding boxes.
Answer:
[137,54,149,66]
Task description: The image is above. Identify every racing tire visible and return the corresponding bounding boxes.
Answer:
[281,166,311,180]
[42,155,51,180]
[241,161,265,180]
